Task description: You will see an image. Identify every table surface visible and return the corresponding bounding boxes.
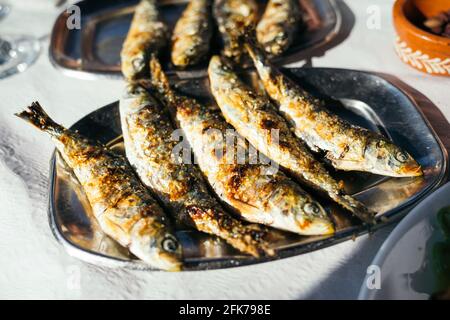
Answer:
[1,0,449,299]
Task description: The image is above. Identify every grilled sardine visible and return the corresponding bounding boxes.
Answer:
[16,103,182,271]
[121,0,168,80]
[150,56,334,235]
[245,40,423,177]
[246,42,422,177]
[208,55,375,224]
[256,0,301,56]
[213,0,258,64]
[120,83,274,257]
[171,0,212,67]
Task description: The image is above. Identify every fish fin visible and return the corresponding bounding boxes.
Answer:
[341,194,376,225]
[15,102,64,136]
[326,152,362,172]
[230,197,260,210]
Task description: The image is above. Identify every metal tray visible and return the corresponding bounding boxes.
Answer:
[48,68,448,271]
[49,0,341,80]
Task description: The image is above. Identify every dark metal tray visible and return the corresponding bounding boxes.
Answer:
[48,68,447,270]
[49,0,341,79]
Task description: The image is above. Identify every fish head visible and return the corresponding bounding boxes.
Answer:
[297,200,335,235]
[364,137,422,177]
[257,31,288,56]
[208,55,232,77]
[172,39,197,67]
[121,82,162,115]
[123,52,147,80]
[123,82,146,98]
[130,219,182,271]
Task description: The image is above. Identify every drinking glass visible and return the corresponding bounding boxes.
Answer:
[0,3,41,79]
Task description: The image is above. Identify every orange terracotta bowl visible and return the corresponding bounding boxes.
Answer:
[393,0,450,76]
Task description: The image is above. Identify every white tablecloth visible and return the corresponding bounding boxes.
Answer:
[1,0,449,299]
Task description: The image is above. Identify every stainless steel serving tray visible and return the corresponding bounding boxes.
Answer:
[48,68,448,271]
[49,0,341,80]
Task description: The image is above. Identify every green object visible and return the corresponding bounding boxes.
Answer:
[437,206,450,239]
[432,242,450,292]
[432,206,450,292]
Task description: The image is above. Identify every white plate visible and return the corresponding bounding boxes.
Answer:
[358,182,450,300]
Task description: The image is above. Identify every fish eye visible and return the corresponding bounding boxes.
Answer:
[376,140,385,149]
[395,151,408,163]
[304,202,320,215]
[161,235,179,253]
[132,57,144,70]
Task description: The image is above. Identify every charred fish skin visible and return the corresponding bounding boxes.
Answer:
[171,0,213,68]
[121,0,168,80]
[213,0,258,64]
[256,0,301,56]
[208,55,375,224]
[245,42,423,178]
[150,56,335,236]
[120,83,274,257]
[16,102,182,271]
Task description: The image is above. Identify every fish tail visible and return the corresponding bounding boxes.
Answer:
[149,54,174,100]
[15,102,64,136]
[223,222,276,258]
[243,28,265,60]
[340,194,376,225]
[222,25,256,64]
[188,205,275,257]
[241,227,276,258]
[234,25,256,48]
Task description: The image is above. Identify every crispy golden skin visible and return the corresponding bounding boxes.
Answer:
[213,0,258,64]
[256,0,301,56]
[208,55,375,224]
[171,0,212,67]
[16,102,182,271]
[121,0,168,80]
[120,83,274,257]
[245,42,422,177]
[149,56,335,236]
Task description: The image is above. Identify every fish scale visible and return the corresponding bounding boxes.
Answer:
[213,0,258,64]
[121,0,168,80]
[256,0,301,56]
[171,0,213,67]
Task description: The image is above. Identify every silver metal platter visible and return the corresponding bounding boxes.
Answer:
[49,0,341,80]
[48,68,448,271]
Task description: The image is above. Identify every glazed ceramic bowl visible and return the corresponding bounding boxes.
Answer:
[393,0,450,76]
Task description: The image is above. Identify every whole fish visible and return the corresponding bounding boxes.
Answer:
[245,42,423,177]
[256,0,301,56]
[150,56,335,235]
[121,0,168,80]
[213,0,258,64]
[120,83,274,257]
[16,102,182,271]
[171,0,212,67]
[208,55,375,224]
